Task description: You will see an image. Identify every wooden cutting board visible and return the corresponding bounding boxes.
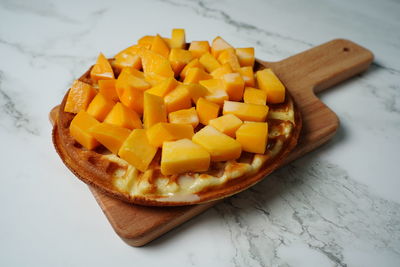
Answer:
[50,39,373,247]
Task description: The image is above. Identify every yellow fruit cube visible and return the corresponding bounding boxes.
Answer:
[90,123,131,154]
[223,101,269,122]
[188,41,210,58]
[211,36,233,58]
[164,84,192,113]
[192,125,241,162]
[86,93,116,121]
[235,48,255,67]
[209,114,243,137]
[222,73,245,101]
[170,29,186,49]
[243,87,267,105]
[168,107,199,128]
[116,68,150,98]
[183,67,212,84]
[119,87,144,115]
[239,66,256,87]
[199,79,228,105]
[141,49,174,78]
[256,69,285,104]
[138,35,155,46]
[196,97,220,125]
[146,77,179,97]
[143,92,167,129]
[169,48,194,75]
[113,52,141,71]
[186,83,209,103]
[180,58,205,79]
[236,122,268,154]
[161,139,210,175]
[218,48,241,71]
[69,111,100,150]
[118,129,158,172]
[151,34,170,58]
[98,79,118,102]
[199,52,221,73]
[90,53,114,83]
[211,63,233,79]
[104,102,143,130]
[64,80,96,113]
[144,72,168,86]
[147,122,194,148]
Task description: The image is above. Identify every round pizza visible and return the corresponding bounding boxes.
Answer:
[52,29,302,206]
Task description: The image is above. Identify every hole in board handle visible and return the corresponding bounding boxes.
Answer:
[343,47,350,52]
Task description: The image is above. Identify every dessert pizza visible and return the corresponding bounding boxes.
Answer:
[53,29,301,206]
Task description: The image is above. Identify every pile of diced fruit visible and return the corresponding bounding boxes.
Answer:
[64,29,286,176]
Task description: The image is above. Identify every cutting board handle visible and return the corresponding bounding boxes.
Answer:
[267,39,374,94]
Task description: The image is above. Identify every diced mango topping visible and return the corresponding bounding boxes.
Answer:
[90,53,114,83]
[64,80,96,113]
[90,123,131,154]
[104,102,142,130]
[243,87,267,105]
[98,79,118,102]
[170,29,186,49]
[223,101,269,122]
[161,139,210,175]
[192,125,241,162]
[147,122,194,148]
[256,68,285,104]
[66,30,289,175]
[143,92,167,129]
[86,93,115,121]
[118,129,157,172]
[189,41,210,58]
[209,114,242,137]
[196,97,220,125]
[168,107,199,128]
[69,111,100,150]
[236,122,268,154]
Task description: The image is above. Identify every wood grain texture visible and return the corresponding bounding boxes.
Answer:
[50,39,373,247]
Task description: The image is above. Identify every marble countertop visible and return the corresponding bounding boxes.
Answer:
[1,0,399,266]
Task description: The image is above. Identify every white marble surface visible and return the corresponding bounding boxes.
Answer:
[1,0,399,266]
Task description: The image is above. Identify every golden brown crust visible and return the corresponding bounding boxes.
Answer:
[52,62,302,206]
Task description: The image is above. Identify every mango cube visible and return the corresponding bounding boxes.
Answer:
[183,67,212,84]
[196,97,220,125]
[170,29,186,49]
[86,93,115,121]
[243,87,267,105]
[256,69,285,104]
[192,125,242,162]
[147,122,194,148]
[138,35,155,46]
[64,80,96,113]
[236,122,268,154]
[118,129,158,172]
[188,41,210,58]
[113,52,141,71]
[98,79,118,102]
[222,73,245,101]
[141,49,174,78]
[104,102,142,130]
[235,48,255,67]
[223,101,269,122]
[211,63,233,79]
[169,48,194,75]
[69,111,100,150]
[180,58,204,79]
[199,53,221,73]
[116,68,150,98]
[218,48,241,71]
[164,84,192,113]
[119,87,144,115]
[199,79,228,105]
[209,114,243,137]
[239,66,256,87]
[90,123,131,154]
[211,36,233,58]
[143,92,167,129]
[90,53,114,83]
[151,34,170,58]
[168,107,199,128]
[186,83,209,103]
[146,77,179,97]
[161,139,210,175]
[144,72,168,86]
